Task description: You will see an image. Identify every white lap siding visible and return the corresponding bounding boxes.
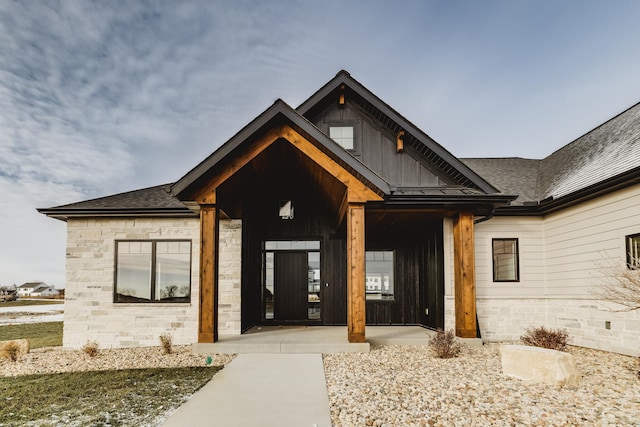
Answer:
[470,184,640,356]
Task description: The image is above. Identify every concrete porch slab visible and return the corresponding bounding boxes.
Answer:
[193,325,456,354]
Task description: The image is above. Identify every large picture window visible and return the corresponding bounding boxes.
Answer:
[366,251,394,301]
[492,238,519,282]
[626,233,640,270]
[115,240,191,303]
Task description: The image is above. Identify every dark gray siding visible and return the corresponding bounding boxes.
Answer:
[315,102,454,187]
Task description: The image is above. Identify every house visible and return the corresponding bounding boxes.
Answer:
[39,71,640,355]
[31,286,60,297]
[16,282,58,297]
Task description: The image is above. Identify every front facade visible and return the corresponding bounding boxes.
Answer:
[40,71,640,355]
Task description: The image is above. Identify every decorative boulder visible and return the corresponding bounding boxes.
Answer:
[0,339,30,359]
[500,344,581,387]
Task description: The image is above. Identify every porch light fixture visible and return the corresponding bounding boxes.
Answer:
[279,200,294,220]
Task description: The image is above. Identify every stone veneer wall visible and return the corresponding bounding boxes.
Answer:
[475,297,640,357]
[446,296,640,356]
[217,219,242,336]
[64,217,243,349]
[64,218,200,348]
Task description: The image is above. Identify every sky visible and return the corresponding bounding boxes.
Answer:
[2,0,640,288]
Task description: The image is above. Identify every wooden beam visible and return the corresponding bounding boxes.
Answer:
[453,212,477,338]
[198,204,218,343]
[280,126,383,203]
[347,201,366,343]
[192,124,383,205]
[336,189,349,226]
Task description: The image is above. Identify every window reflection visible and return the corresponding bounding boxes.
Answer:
[366,251,394,301]
[116,242,152,301]
[115,241,191,303]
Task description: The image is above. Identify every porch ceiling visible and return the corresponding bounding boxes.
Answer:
[217,139,348,219]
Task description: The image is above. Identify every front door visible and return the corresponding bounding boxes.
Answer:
[262,240,321,323]
[274,252,308,321]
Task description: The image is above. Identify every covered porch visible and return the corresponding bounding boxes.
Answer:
[193,325,483,354]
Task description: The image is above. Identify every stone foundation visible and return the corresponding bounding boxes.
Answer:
[475,297,640,356]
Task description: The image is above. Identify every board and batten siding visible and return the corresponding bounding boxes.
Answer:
[315,102,450,188]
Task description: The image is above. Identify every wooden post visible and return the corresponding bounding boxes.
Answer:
[199,204,218,343]
[453,212,477,338]
[347,202,366,343]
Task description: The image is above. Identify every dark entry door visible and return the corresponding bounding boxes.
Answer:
[274,251,308,321]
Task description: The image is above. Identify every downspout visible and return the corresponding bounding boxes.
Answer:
[473,210,495,225]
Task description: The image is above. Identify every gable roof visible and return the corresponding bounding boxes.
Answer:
[18,282,48,289]
[170,98,391,200]
[461,101,640,213]
[297,70,500,194]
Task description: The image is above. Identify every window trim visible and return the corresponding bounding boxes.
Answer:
[328,125,354,150]
[324,119,361,154]
[492,238,520,282]
[114,239,192,304]
[626,233,640,270]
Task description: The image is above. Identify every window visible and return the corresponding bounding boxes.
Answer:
[115,240,191,303]
[492,238,519,282]
[329,126,354,150]
[626,233,640,270]
[366,251,394,300]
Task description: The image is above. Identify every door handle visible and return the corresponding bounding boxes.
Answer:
[325,282,329,287]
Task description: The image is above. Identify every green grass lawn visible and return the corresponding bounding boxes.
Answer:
[0,321,223,425]
[0,366,221,426]
[0,322,62,348]
[0,299,63,307]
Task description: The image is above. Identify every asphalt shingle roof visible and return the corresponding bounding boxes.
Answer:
[462,101,640,206]
[40,95,640,215]
[50,184,185,209]
[460,158,540,205]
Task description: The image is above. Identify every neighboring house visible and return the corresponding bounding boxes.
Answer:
[39,71,640,355]
[16,282,56,297]
[31,286,60,297]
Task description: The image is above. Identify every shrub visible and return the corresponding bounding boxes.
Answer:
[159,333,173,355]
[82,340,100,358]
[428,329,462,359]
[2,342,20,362]
[521,326,569,351]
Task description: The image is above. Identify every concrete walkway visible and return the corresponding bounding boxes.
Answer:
[162,353,332,427]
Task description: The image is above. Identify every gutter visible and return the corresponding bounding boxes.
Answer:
[36,208,198,222]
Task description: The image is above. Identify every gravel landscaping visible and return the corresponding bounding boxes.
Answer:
[0,345,234,377]
[323,344,640,427]
[2,342,639,426]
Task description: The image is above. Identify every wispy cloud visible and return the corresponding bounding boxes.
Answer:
[2,0,640,285]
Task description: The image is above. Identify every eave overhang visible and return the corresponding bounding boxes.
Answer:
[494,166,640,216]
[36,208,198,222]
[369,192,517,216]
